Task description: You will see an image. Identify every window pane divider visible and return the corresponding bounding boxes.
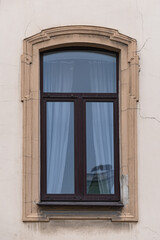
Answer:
[42,93,118,99]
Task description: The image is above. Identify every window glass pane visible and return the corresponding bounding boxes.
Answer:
[46,102,74,194]
[43,51,116,93]
[86,102,114,194]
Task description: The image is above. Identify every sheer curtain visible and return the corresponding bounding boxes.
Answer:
[89,60,116,194]
[44,61,74,193]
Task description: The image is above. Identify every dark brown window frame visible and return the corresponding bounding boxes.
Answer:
[40,47,121,206]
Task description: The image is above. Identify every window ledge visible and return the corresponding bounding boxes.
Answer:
[37,201,124,207]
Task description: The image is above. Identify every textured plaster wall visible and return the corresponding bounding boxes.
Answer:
[0,0,160,239]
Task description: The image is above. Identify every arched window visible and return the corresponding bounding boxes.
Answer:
[22,26,139,221]
[40,47,120,203]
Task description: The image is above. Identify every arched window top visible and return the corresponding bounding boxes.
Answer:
[22,25,138,101]
[42,47,117,93]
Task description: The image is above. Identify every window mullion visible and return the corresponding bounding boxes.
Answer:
[75,97,85,200]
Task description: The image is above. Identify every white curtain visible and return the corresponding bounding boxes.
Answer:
[43,61,74,92]
[44,61,74,193]
[89,60,115,194]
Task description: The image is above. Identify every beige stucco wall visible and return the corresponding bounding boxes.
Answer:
[0,0,160,239]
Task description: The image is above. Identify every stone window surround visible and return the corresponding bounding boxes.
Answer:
[21,25,139,222]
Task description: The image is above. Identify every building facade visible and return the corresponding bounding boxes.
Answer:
[0,0,160,239]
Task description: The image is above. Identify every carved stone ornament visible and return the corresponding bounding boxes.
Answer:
[21,25,139,222]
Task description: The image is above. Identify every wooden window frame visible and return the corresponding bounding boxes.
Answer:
[40,48,120,204]
[21,25,139,221]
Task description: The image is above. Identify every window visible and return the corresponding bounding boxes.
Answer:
[22,26,138,221]
[40,48,121,205]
